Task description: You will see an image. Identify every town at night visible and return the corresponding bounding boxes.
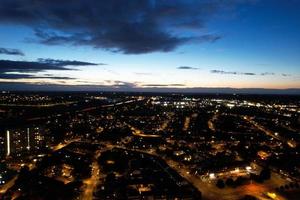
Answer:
[0,0,300,199]
[0,92,299,199]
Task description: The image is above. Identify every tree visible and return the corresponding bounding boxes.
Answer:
[284,184,289,190]
[226,178,234,186]
[280,186,285,191]
[216,179,225,188]
[259,168,271,180]
[240,195,258,200]
[235,176,245,186]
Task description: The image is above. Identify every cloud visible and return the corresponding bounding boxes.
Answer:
[0,47,24,56]
[210,70,256,75]
[0,0,249,54]
[0,59,99,74]
[211,69,294,77]
[112,81,137,88]
[0,58,100,81]
[177,66,199,70]
[37,59,102,67]
[142,83,185,87]
[210,69,275,76]
[210,70,293,76]
[0,73,75,80]
[243,72,256,75]
[260,72,275,76]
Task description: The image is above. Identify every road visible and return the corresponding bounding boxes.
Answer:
[208,113,218,132]
[0,101,77,107]
[51,138,80,151]
[0,176,18,194]
[78,140,292,200]
[243,116,283,142]
[0,137,80,195]
[157,112,174,132]
[80,150,101,200]
[81,144,291,200]
[164,159,287,200]
[128,124,161,138]
[82,99,140,112]
[183,116,191,132]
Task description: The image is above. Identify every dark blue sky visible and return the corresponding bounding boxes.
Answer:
[0,0,299,92]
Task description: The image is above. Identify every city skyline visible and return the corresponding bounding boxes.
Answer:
[0,0,300,93]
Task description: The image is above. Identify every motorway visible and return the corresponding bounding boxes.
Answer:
[0,101,77,107]
[81,99,139,112]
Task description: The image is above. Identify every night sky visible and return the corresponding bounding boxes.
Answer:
[0,0,299,93]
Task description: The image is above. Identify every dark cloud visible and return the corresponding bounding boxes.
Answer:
[243,72,256,75]
[211,70,283,76]
[210,70,256,75]
[37,59,102,67]
[281,73,291,77]
[142,83,185,87]
[260,72,275,76]
[0,0,248,54]
[0,47,24,56]
[0,73,75,80]
[0,59,99,74]
[177,66,199,70]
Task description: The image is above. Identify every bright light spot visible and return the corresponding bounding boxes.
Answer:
[267,192,277,199]
[246,166,252,171]
[6,130,10,156]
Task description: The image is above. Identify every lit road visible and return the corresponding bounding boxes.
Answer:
[0,101,76,107]
[208,113,218,132]
[48,140,290,200]
[127,124,161,138]
[51,138,80,151]
[0,176,18,194]
[82,99,140,112]
[80,150,101,200]
[0,137,80,195]
[183,116,190,132]
[162,158,287,200]
[242,116,284,142]
[157,112,174,132]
